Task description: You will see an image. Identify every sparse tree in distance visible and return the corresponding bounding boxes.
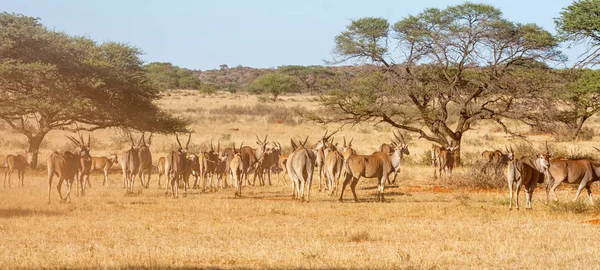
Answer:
[248,73,301,101]
[145,62,204,91]
[0,13,188,168]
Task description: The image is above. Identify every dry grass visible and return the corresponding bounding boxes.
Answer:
[3,90,600,269]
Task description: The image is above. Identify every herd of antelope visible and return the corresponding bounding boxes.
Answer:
[3,129,600,209]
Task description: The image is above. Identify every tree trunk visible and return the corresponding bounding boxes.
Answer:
[572,115,588,140]
[27,133,46,170]
[451,137,462,167]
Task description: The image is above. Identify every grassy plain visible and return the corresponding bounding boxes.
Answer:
[2,90,600,269]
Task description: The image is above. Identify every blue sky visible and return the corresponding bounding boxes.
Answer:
[4,0,580,70]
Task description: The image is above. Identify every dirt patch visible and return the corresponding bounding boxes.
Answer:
[431,186,453,193]
[402,185,453,193]
[470,188,503,194]
[582,219,600,225]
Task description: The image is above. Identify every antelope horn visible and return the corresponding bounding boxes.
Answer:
[176,134,182,148]
[232,142,236,153]
[186,132,191,148]
[217,140,220,152]
[148,133,153,146]
[302,136,309,146]
[88,134,91,148]
[77,130,84,145]
[396,130,406,143]
[239,141,244,153]
[138,132,144,146]
[348,137,354,147]
[66,135,81,147]
[343,137,347,147]
[128,131,135,146]
[211,139,214,152]
[545,140,549,154]
[264,134,268,144]
[290,138,297,150]
[594,147,600,152]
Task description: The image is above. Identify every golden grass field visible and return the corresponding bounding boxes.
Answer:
[2,90,600,269]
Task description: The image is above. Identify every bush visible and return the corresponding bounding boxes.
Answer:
[197,83,217,95]
[441,161,506,189]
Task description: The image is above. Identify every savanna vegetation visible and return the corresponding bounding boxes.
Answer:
[2,0,600,269]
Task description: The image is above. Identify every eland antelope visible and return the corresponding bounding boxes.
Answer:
[286,137,316,202]
[156,157,166,189]
[315,129,338,192]
[437,146,459,178]
[254,142,282,186]
[47,151,80,203]
[165,133,190,198]
[507,143,553,210]
[482,146,514,174]
[200,140,221,191]
[380,131,409,184]
[121,133,141,194]
[137,133,153,188]
[230,142,245,197]
[90,153,119,187]
[323,141,343,196]
[220,147,236,189]
[545,150,600,204]
[66,133,92,196]
[3,152,34,187]
[339,137,395,202]
[241,135,268,185]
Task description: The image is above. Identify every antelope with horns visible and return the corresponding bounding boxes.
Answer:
[286,137,317,202]
[121,132,140,194]
[379,131,409,185]
[507,142,553,210]
[138,132,153,188]
[242,135,268,186]
[165,133,191,198]
[339,137,395,202]
[66,133,92,196]
[231,142,245,197]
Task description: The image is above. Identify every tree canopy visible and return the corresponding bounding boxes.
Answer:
[312,3,563,164]
[144,62,211,91]
[248,72,301,101]
[555,0,600,67]
[0,12,188,167]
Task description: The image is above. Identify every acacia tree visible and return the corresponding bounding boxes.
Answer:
[311,3,561,165]
[248,72,301,101]
[555,0,600,68]
[544,0,600,139]
[543,69,600,139]
[0,13,188,168]
[278,65,337,94]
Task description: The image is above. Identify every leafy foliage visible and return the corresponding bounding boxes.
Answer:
[145,62,207,91]
[248,72,301,100]
[315,3,563,165]
[0,12,188,167]
[555,0,600,67]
